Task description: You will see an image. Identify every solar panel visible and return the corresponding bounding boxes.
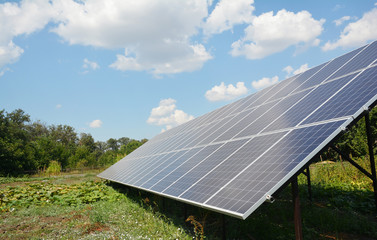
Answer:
[99,40,377,219]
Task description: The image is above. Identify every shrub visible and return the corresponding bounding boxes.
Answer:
[45,161,61,176]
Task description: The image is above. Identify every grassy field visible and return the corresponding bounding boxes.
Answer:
[1,161,377,239]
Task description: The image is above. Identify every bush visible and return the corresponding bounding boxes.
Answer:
[45,161,61,176]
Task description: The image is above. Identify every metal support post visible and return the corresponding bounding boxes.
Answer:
[183,203,188,222]
[306,166,312,202]
[292,176,303,240]
[365,113,377,211]
[221,214,226,240]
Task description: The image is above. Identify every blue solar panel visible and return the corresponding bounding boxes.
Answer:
[150,143,223,192]
[205,120,345,215]
[263,72,358,133]
[303,65,377,125]
[214,101,278,142]
[196,109,253,146]
[180,132,287,203]
[329,41,377,80]
[234,89,311,139]
[162,139,249,197]
[268,63,327,101]
[99,41,377,219]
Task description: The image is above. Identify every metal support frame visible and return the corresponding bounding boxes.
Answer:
[330,145,374,179]
[183,203,187,222]
[328,112,377,212]
[292,176,303,240]
[365,113,377,211]
[301,166,312,202]
[221,214,226,240]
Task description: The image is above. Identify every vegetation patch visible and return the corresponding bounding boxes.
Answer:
[0,180,121,212]
[0,176,192,239]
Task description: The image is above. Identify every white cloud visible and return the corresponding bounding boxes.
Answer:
[51,0,212,75]
[231,9,325,59]
[205,82,248,102]
[333,16,351,26]
[83,58,99,70]
[203,0,254,36]
[283,64,309,77]
[323,8,377,51]
[147,98,194,131]
[89,119,103,128]
[0,0,56,68]
[0,41,24,67]
[110,44,212,75]
[56,104,62,109]
[149,98,177,117]
[282,66,294,76]
[252,76,279,90]
[0,67,10,78]
[293,64,309,75]
[1,0,213,75]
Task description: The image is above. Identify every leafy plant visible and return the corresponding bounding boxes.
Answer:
[0,181,122,212]
[45,160,61,176]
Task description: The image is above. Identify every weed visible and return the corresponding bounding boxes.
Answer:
[186,215,205,240]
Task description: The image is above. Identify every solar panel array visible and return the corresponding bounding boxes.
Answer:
[99,41,377,219]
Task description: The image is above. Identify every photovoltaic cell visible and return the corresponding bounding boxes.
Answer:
[162,139,249,197]
[180,132,287,203]
[205,120,345,214]
[126,152,181,185]
[329,41,377,80]
[138,149,202,188]
[214,101,278,142]
[234,89,311,139]
[303,65,377,125]
[227,88,268,115]
[263,72,358,133]
[196,109,253,146]
[309,45,364,83]
[99,40,377,219]
[268,63,326,101]
[120,154,173,182]
[149,143,222,192]
[184,116,234,148]
[246,76,298,108]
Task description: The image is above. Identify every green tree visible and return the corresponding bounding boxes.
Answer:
[49,125,78,148]
[26,121,49,139]
[124,140,143,155]
[67,145,96,168]
[95,141,108,153]
[0,109,35,175]
[107,138,119,152]
[118,137,130,147]
[31,136,71,170]
[79,133,96,152]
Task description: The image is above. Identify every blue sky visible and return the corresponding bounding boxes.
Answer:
[1,0,377,142]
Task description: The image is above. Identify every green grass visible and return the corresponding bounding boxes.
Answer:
[0,177,192,239]
[0,160,377,239]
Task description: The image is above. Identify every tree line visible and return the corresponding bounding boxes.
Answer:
[0,109,147,176]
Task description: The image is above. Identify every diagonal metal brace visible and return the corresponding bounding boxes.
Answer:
[330,145,374,180]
